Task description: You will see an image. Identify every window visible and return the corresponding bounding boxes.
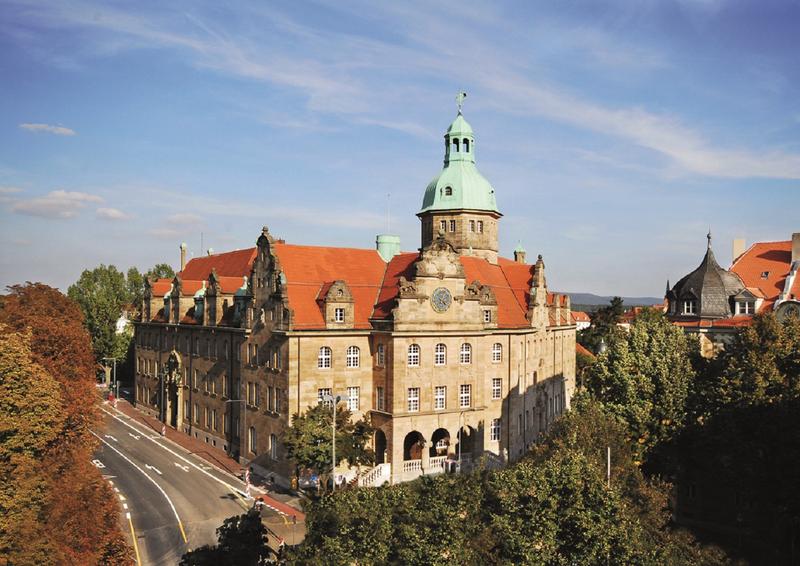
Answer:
[194,403,199,423]
[253,344,258,366]
[490,418,501,441]
[682,300,697,315]
[184,400,190,421]
[254,383,260,407]
[270,433,278,460]
[492,378,502,400]
[205,407,211,428]
[444,186,453,196]
[222,373,228,397]
[204,374,209,393]
[194,337,199,356]
[376,344,385,367]
[407,344,420,367]
[193,369,199,389]
[212,409,218,431]
[434,343,446,366]
[460,384,472,408]
[318,388,332,406]
[492,343,502,363]
[407,388,420,412]
[449,219,456,232]
[440,220,447,232]
[346,346,360,368]
[483,309,491,323]
[463,139,470,152]
[268,386,274,412]
[453,138,460,152]
[248,427,257,454]
[460,343,472,364]
[334,308,345,323]
[761,271,770,279]
[318,346,332,369]
[469,220,475,232]
[376,386,385,411]
[347,386,360,411]
[434,386,446,410]
[275,389,281,414]
[738,300,755,315]
[477,220,483,233]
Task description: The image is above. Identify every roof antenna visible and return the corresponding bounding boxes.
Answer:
[456,91,467,114]
[707,227,712,249]
[200,232,204,257]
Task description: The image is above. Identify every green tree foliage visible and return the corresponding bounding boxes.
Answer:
[578,296,624,354]
[127,263,175,311]
[582,309,694,459]
[180,509,272,565]
[68,264,129,361]
[282,403,374,486]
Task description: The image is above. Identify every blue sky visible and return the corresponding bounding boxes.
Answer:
[0,0,798,297]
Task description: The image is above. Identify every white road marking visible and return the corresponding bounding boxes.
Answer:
[174,463,190,472]
[128,432,141,440]
[104,434,118,442]
[92,459,106,469]
[126,512,131,520]
[119,495,126,502]
[93,432,188,543]
[123,503,128,510]
[144,464,162,475]
[114,487,120,493]
[100,407,257,502]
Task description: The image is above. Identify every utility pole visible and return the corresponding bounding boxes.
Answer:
[322,393,341,491]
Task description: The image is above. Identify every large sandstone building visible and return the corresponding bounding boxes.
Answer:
[134,104,577,486]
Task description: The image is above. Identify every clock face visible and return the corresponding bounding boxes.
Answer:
[431,287,452,313]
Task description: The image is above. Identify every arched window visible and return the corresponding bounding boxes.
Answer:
[463,138,470,152]
[407,344,420,367]
[346,346,360,368]
[460,343,472,364]
[248,426,257,454]
[318,346,332,369]
[270,433,278,460]
[492,343,502,363]
[453,138,460,152]
[434,343,446,366]
[444,186,453,196]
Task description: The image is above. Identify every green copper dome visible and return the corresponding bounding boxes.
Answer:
[420,111,500,215]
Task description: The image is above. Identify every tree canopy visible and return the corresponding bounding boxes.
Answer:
[180,509,272,566]
[578,296,625,354]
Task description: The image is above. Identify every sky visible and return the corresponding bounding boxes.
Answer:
[0,0,798,297]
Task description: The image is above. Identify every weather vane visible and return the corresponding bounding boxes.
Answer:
[456,91,467,113]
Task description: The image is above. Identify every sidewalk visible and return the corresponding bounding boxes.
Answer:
[110,398,305,522]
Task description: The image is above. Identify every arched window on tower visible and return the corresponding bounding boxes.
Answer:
[444,186,453,196]
[453,138,460,152]
[463,139,470,152]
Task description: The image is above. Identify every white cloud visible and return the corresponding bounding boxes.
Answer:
[0,186,23,194]
[96,207,131,220]
[19,123,76,136]
[11,190,102,218]
[166,212,203,225]
[148,227,185,240]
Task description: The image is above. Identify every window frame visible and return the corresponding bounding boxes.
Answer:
[434,385,446,410]
[490,418,501,441]
[492,378,502,400]
[459,384,472,408]
[434,343,447,366]
[492,343,502,363]
[334,307,345,323]
[346,345,360,368]
[347,386,360,411]
[407,387,420,412]
[318,346,332,369]
[407,344,420,367]
[459,343,472,365]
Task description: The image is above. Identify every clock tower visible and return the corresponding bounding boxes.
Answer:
[418,93,502,264]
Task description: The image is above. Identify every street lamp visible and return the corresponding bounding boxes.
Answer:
[225,398,247,463]
[102,357,118,399]
[320,393,341,491]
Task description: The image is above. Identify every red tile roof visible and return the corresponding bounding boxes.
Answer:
[572,311,591,323]
[462,256,530,328]
[151,279,172,296]
[731,240,791,311]
[180,248,257,280]
[271,243,386,330]
[372,253,417,320]
[672,315,753,328]
[576,343,595,358]
[217,276,247,294]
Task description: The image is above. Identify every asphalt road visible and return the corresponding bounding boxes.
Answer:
[93,409,253,565]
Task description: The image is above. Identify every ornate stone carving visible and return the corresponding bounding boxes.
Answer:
[414,233,465,280]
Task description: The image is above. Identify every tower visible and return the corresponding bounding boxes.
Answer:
[418,93,502,263]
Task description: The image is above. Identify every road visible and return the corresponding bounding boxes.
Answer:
[93,409,257,565]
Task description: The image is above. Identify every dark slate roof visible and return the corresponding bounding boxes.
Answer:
[669,234,745,319]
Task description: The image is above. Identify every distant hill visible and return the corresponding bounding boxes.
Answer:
[566,293,663,308]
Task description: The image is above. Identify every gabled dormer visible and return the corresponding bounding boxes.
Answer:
[464,280,498,328]
[732,288,760,316]
[319,280,354,329]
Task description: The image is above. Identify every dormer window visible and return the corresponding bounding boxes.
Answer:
[463,139,470,152]
[334,308,345,323]
[682,300,697,315]
[761,271,770,279]
[453,138,460,152]
[737,300,755,315]
[444,186,453,196]
[440,220,447,232]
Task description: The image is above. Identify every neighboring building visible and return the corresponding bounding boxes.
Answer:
[134,103,576,486]
[665,231,799,356]
[572,310,591,331]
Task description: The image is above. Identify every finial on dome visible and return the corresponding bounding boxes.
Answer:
[455,91,467,114]
[707,228,712,249]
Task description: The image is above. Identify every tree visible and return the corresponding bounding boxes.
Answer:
[0,283,131,564]
[68,264,129,361]
[282,403,374,488]
[578,296,625,354]
[180,509,271,565]
[582,309,694,460]
[127,263,175,312]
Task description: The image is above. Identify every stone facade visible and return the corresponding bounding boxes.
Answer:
[134,104,576,486]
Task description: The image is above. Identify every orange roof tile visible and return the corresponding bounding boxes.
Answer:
[180,280,205,296]
[572,311,591,322]
[151,279,172,296]
[272,243,387,330]
[217,276,247,294]
[372,253,417,320]
[576,343,595,358]
[462,256,532,328]
[180,248,257,280]
[731,240,791,311]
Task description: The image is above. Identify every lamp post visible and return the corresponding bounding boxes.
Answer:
[225,399,247,463]
[321,393,341,491]
[102,357,118,399]
[458,410,464,473]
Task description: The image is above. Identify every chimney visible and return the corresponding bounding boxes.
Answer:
[207,248,214,256]
[513,242,527,264]
[376,234,401,262]
[793,233,800,264]
[732,238,746,263]
[180,242,187,271]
